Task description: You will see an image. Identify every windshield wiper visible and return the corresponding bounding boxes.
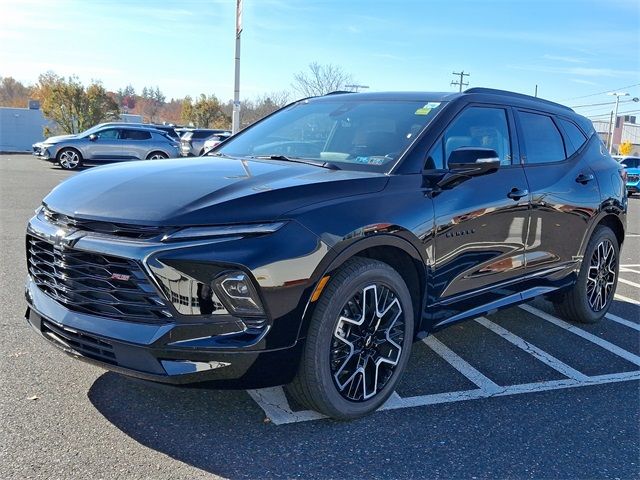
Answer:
[250,155,341,170]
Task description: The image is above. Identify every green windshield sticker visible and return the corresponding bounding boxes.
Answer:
[415,102,441,115]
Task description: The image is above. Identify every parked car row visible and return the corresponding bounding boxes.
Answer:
[32,122,232,169]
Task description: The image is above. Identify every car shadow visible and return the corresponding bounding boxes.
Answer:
[87,371,469,479]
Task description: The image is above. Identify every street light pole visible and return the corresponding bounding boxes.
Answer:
[232,0,242,135]
[608,91,629,154]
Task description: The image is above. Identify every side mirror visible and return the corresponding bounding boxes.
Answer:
[433,148,500,190]
[89,134,97,142]
[448,147,500,176]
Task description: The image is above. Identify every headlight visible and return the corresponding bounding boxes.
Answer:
[213,271,264,316]
[161,222,286,242]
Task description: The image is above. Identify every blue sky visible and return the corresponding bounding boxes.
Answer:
[1,0,638,118]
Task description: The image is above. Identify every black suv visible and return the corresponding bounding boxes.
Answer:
[25,88,626,419]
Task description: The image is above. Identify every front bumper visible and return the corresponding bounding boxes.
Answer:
[32,144,54,160]
[25,278,302,387]
[626,183,639,194]
[24,210,326,387]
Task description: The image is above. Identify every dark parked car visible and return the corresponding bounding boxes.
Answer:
[25,89,626,419]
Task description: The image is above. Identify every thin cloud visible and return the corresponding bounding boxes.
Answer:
[542,54,587,64]
[509,64,638,78]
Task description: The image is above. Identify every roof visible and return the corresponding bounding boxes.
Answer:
[311,87,573,114]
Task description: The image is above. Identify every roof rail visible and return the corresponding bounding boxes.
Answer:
[324,90,353,96]
[464,87,573,112]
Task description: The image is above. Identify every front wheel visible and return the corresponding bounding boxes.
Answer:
[553,226,619,323]
[286,258,414,420]
[57,148,82,170]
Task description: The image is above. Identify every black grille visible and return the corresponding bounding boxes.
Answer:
[27,235,172,323]
[41,318,117,365]
[628,174,639,182]
[43,207,167,239]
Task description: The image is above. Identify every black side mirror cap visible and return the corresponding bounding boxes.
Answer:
[447,147,500,175]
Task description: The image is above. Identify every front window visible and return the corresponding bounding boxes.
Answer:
[216,99,444,171]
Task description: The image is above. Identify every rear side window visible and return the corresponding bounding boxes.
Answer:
[122,129,151,140]
[443,107,512,166]
[558,118,587,157]
[518,111,565,164]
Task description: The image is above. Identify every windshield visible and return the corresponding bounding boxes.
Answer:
[216,99,444,172]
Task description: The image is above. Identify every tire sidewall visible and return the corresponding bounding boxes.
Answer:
[308,262,414,419]
[575,226,619,321]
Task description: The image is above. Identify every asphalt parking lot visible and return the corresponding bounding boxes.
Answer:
[1,154,639,480]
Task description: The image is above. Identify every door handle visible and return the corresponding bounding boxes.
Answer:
[575,173,594,184]
[507,188,529,200]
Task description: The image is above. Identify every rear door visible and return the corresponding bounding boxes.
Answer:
[121,129,153,160]
[428,105,531,322]
[515,110,600,278]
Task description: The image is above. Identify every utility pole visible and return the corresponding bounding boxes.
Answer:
[606,111,614,152]
[607,92,629,153]
[345,84,370,93]
[451,71,470,92]
[534,85,538,98]
[232,0,242,135]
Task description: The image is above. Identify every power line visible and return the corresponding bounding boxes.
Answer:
[451,71,470,92]
[560,83,640,102]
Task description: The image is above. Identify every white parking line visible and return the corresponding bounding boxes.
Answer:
[423,335,502,394]
[620,267,640,275]
[615,293,640,306]
[248,306,640,425]
[621,264,640,268]
[606,312,640,331]
[475,317,589,381]
[519,304,640,366]
[618,277,640,289]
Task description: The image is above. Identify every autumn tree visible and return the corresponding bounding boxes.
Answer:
[32,72,119,134]
[115,84,136,111]
[139,86,166,122]
[619,141,633,156]
[0,77,32,107]
[182,94,230,128]
[292,62,353,97]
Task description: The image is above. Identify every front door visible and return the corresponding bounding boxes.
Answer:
[88,128,123,160]
[426,105,531,324]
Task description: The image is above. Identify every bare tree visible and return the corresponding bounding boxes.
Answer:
[292,62,353,97]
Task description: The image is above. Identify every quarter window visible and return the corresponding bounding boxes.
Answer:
[519,112,566,164]
[444,107,512,166]
[558,118,587,157]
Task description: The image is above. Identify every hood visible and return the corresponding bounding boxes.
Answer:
[45,134,78,144]
[43,157,388,226]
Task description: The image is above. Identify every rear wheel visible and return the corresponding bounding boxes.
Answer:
[57,148,82,170]
[147,151,168,160]
[286,258,413,420]
[553,226,619,324]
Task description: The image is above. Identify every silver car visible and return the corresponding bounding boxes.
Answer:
[180,129,231,156]
[32,124,180,170]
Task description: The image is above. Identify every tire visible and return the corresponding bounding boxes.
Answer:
[553,226,619,324]
[57,148,82,170]
[286,258,414,420]
[147,151,168,160]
